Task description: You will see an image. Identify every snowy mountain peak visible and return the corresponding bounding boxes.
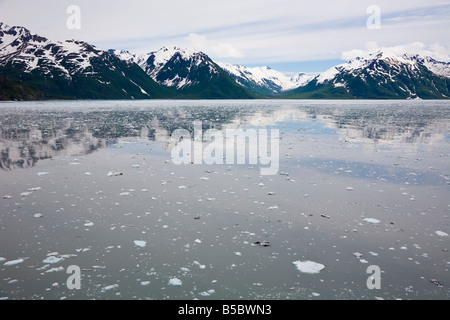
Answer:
[218,62,314,94]
[316,49,450,85]
[0,23,106,79]
[132,46,217,89]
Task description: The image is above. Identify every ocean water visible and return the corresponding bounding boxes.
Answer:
[0,100,449,300]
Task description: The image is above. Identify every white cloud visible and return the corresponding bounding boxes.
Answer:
[341,41,450,62]
[186,33,244,58]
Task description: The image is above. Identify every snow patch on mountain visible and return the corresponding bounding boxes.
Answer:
[218,62,314,93]
[0,22,104,80]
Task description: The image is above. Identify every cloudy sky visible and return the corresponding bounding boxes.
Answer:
[1,0,449,73]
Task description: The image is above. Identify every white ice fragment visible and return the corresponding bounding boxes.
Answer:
[168,278,182,286]
[20,192,32,197]
[268,206,278,210]
[103,284,119,291]
[131,164,140,168]
[34,213,44,218]
[0,257,5,262]
[37,172,49,176]
[235,252,242,256]
[46,266,65,273]
[363,218,381,224]
[141,281,150,286]
[4,258,24,266]
[179,186,187,189]
[436,231,449,237]
[194,239,202,244]
[199,289,215,296]
[293,260,325,274]
[84,222,94,227]
[180,267,190,272]
[133,240,147,248]
[360,259,369,264]
[2,195,12,199]
[346,187,354,191]
[312,292,320,297]
[43,256,64,264]
[353,252,363,259]
[119,192,130,196]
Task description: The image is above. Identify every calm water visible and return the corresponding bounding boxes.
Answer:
[0,100,449,300]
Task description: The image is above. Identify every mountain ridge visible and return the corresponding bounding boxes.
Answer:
[1,21,450,100]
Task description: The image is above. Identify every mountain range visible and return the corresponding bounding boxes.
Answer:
[1,22,449,100]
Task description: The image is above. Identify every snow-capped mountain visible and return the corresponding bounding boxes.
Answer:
[111,46,254,98]
[287,50,450,99]
[0,22,173,99]
[217,62,314,95]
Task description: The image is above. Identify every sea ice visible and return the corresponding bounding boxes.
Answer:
[168,278,182,286]
[293,260,325,274]
[134,241,147,248]
[103,284,119,291]
[436,231,449,237]
[46,267,65,273]
[43,256,65,264]
[4,258,24,266]
[84,222,94,227]
[363,218,381,224]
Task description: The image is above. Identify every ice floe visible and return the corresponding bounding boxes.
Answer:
[293,260,325,274]
[4,258,25,266]
[134,241,147,248]
[168,278,182,286]
[43,256,65,264]
[363,218,381,224]
[436,231,449,237]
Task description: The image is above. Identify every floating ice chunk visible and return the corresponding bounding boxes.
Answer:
[46,267,64,273]
[346,187,354,191]
[141,281,150,286]
[179,186,187,189]
[75,248,91,253]
[84,172,92,175]
[131,165,140,168]
[107,172,123,177]
[200,177,209,180]
[369,252,379,256]
[134,241,147,248]
[0,297,8,300]
[28,187,41,191]
[194,239,202,244]
[34,213,44,218]
[168,278,182,286]
[20,192,32,197]
[193,261,206,269]
[180,267,190,273]
[293,260,325,274]
[37,172,49,176]
[4,259,24,266]
[43,256,64,264]
[363,218,381,224]
[360,259,369,264]
[0,257,5,262]
[2,195,12,199]
[312,292,320,297]
[235,252,242,256]
[84,222,94,227]
[353,252,363,259]
[436,231,449,237]
[199,289,215,296]
[119,192,130,196]
[268,206,278,210]
[103,284,119,291]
